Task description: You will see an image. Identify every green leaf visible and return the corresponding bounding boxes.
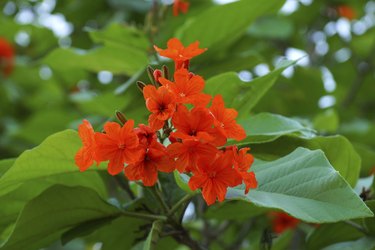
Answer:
[249,135,361,187]
[205,60,295,117]
[306,222,365,250]
[0,159,14,177]
[173,171,195,194]
[143,220,163,250]
[205,201,268,221]
[226,147,372,223]
[321,237,375,250]
[234,112,314,145]
[0,185,121,250]
[364,201,375,235]
[313,109,339,133]
[177,0,285,51]
[43,24,149,76]
[0,129,106,196]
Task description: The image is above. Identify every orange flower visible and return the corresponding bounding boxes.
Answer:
[209,95,246,141]
[154,38,207,70]
[159,68,211,107]
[143,85,176,130]
[270,212,300,234]
[0,37,14,76]
[171,105,226,146]
[189,153,242,205]
[168,139,218,172]
[337,5,356,20]
[95,120,143,175]
[226,146,257,194]
[125,141,175,186]
[75,120,100,171]
[173,0,189,16]
[135,124,157,147]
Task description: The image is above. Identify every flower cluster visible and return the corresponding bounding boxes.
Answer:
[0,37,14,77]
[75,38,257,205]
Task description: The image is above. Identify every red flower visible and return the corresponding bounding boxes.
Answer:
[337,5,356,20]
[0,37,14,76]
[168,139,218,173]
[171,105,226,146]
[189,153,242,205]
[209,95,246,141]
[270,212,300,234]
[159,68,211,107]
[125,142,175,186]
[154,38,207,70]
[135,124,157,147]
[95,120,143,175]
[173,0,189,16]
[75,120,100,171]
[143,85,176,130]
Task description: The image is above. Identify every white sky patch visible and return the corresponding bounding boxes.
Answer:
[336,18,352,41]
[285,48,310,67]
[299,0,313,6]
[98,71,113,85]
[15,8,35,24]
[320,67,336,92]
[238,70,253,82]
[352,20,367,35]
[39,65,53,80]
[15,31,30,47]
[254,64,270,77]
[3,1,16,16]
[280,0,299,15]
[213,0,239,4]
[324,21,337,37]
[319,95,336,109]
[38,13,74,37]
[182,202,195,222]
[334,48,351,63]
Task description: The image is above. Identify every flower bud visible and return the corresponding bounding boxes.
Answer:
[115,111,127,125]
[136,81,146,92]
[153,69,162,86]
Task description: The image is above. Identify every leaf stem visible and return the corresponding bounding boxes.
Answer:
[120,211,167,221]
[151,185,171,214]
[168,193,195,217]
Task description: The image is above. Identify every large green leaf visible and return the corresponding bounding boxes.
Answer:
[249,135,361,187]
[205,60,294,117]
[0,129,106,196]
[321,237,375,250]
[0,185,121,250]
[177,0,285,52]
[234,112,314,145]
[306,222,365,250]
[0,159,14,177]
[226,147,372,223]
[43,24,149,76]
[143,220,163,250]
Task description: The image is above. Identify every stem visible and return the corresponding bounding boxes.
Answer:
[344,220,368,235]
[168,193,195,217]
[120,211,167,221]
[150,185,170,214]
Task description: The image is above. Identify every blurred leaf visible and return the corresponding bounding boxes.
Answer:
[364,201,375,236]
[227,147,372,223]
[0,159,14,177]
[143,220,163,250]
[0,129,106,196]
[0,185,120,250]
[321,237,375,250]
[13,110,78,144]
[205,200,268,221]
[177,0,285,53]
[205,60,295,117]
[173,171,195,195]
[306,222,365,250]
[43,24,149,76]
[248,16,294,40]
[313,109,339,133]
